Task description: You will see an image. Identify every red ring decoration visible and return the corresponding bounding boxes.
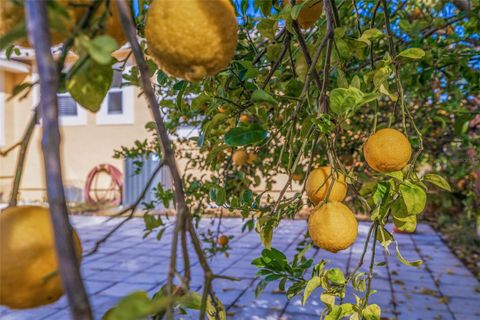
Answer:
[84,164,123,206]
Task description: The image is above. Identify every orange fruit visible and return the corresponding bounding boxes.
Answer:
[308,202,358,253]
[217,235,229,246]
[363,128,412,173]
[305,166,347,204]
[0,206,82,309]
[232,149,248,166]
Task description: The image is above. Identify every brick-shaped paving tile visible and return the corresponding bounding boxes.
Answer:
[2,216,479,320]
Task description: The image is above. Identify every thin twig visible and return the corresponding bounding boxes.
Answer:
[261,32,290,89]
[8,109,37,207]
[25,1,92,319]
[0,142,21,157]
[116,3,219,319]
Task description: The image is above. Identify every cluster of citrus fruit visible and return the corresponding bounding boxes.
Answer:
[0,0,125,47]
[305,128,412,253]
[0,206,82,309]
[232,149,257,167]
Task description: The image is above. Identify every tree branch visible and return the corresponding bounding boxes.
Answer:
[8,108,37,207]
[25,1,92,319]
[115,2,219,319]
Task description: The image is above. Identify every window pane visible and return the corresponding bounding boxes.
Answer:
[107,91,123,114]
[112,70,123,88]
[57,95,77,116]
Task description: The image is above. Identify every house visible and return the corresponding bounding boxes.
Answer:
[0,48,294,208]
[0,48,160,204]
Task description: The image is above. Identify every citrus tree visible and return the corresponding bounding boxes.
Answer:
[0,0,478,319]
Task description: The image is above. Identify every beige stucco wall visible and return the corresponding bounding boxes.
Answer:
[0,59,296,205]
[0,65,152,203]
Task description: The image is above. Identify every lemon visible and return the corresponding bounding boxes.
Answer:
[0,206,82,309]
[308,202,358,253]
[239,114,250,123]
[292,173,303,182]
[71,0,127,46]
[232,149,248,166]
[0,0,73,47]
[217,235,229,246]
[0,0,126,48]
[305,166,347,204]
[247,153,258,165]
[363,128,412,173]
[284,0,323,29]
[145,0,238,81]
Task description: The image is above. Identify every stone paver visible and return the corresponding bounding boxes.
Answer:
[1,216,479,320]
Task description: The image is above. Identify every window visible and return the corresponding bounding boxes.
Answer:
[32,72,86,126]
[55,92,87,126]
[96,66,134,125]
[58,94,78,116]
[106,70,123,115]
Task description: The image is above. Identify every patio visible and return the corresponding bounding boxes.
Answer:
[1,215,479,320]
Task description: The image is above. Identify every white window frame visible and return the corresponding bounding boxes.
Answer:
[56,92,87,126]
[0,72,5,147]
[32,72,87,126]
[96,67,135,125]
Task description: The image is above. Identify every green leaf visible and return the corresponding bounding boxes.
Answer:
[397,48,425,60]
[251,89,278,105]
[395,241,422,267]
[224,123,268,147]
[103,291,171,320]
[257,18,277,39]
[376,227,393,250]
[320,293,336,308]
[399,181,427,215]
[384,171,403,181]
[81,35,119,65]
[215,187,226,206]
[291,3,306,20]
[423,174,451,192]
[66,58,113,113]
[373,182,389,206]
[256,216,274,249]
[255,279,269,298]
[358,28,384,45]
[329,88,359,114]
[361,304,381,320]
[329,86,377,115]
[326,268,346,285]
[303,277,321,305]
[325,303,354,320]
[391,199,417,232]
[352,272,366,292]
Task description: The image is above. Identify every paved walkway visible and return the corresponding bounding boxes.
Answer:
[1,216,479,320]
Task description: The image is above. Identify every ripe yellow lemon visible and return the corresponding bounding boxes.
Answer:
[247,153,257,165]
[145,0,238,81]
[308,202,358,253]
[232,149,248,166]
[0,206,82,309]
[292,173,303,182]
[0,0,73,47]
[305,166,347,204]
[239,114,250,123]
[283,0,323,29]
[0,0,126,47]
[363,128,412,173]
[71,0,127,46]
[217,235,229,246]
